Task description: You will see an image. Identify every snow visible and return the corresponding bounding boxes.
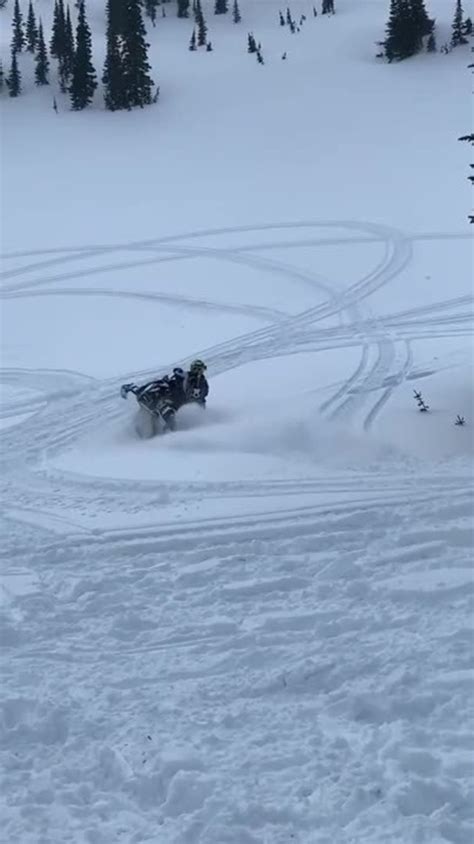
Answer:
[1,0,473,842]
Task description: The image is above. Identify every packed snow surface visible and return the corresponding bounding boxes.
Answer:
[1,0,473,842]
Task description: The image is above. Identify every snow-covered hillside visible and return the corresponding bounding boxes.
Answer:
[1,1,473,842]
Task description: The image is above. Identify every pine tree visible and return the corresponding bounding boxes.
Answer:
[256,47,264,63]
[26,0,38,52]
[121,0,154,108]
[322,0,334,13]
[214,0,227,14]
[7,47,21,95]
[109,0,126,35]
[463,17,472,35]
[247,32,257,53]
[206,40,212,50]
[144,0,159,25]
[452,0,468,47]
[50,0,66,58]
[426,31,436,51]
[58,6,75,90]
[195,0,207,45]
[0,61,3,92]
[69,0,97,110]
[177,0,190,18]
[383,0,420,61]
[232,0,241,23]
[279,10,285,25]
[103,0,125,110]
[64,6,75,75]
[103,31,124,108]
[408,0,434,37]
[286,7,292,25]
[35,20,49,84]
[189,27,197,49]
[11,0,25,52]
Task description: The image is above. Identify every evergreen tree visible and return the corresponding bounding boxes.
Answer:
[35,20,49,84]
[177,0,190,18]
[58,6,75,90]
[322,0,334,13]
[206,40,212,50]
[26,0,38,52]
[144,0,159,25]
[408,0,434,37]
[121,0,154,108]
[256,47,264,63]
[279,9,285,25]
[103,0,125,110]
[383,0,420,61]
[69,0,97,109]
[195,0,207,45]
[286,7,292,25]
[50,0,66,58]
[64,6,75,74]
[232,0,241,23]
[247,32,257,53]
[189,27,197,49]
[214,0,227,14]
[0,61,3,92]
[103,30,124,108]
[109,0,126,35]
[426,31,436,51]
[452,0,468,47]
[11,0,25,52]
[462,17,472,35]
[7,47,21,95]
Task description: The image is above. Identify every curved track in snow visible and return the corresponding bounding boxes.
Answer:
[1,220,473,534]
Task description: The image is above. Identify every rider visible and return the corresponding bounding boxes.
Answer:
[184,359,209,406]
[167,367,187,409]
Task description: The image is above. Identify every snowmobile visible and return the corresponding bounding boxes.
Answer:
[120,381,177,439]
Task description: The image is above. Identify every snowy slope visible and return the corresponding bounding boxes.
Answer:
[1,1,474,842]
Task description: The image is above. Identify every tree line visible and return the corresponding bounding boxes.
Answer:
[381,0,472,61]
[1,0,157,109]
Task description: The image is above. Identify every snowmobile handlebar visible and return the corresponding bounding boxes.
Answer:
[120,383,138,399]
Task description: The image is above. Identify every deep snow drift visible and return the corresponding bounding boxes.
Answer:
[1,1,473,842]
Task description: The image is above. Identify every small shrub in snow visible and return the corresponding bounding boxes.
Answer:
[413,390,429,412]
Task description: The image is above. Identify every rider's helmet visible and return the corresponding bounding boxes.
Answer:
[189,359,207,374]
[172,367,185,379]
